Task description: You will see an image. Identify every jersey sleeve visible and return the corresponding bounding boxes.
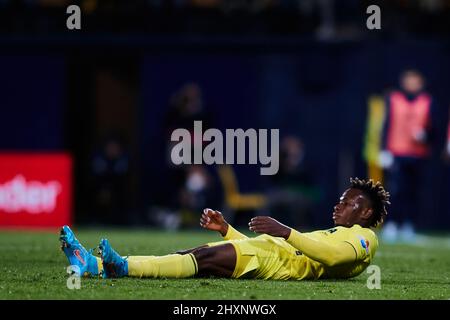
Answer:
[223,224,248,240]
[286,230,358,267]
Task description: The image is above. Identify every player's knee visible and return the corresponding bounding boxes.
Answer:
[193,244,236,276]
[193,246,217,269]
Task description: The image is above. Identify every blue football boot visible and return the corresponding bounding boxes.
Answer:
[60,225,99,277]
[98,238,128,278]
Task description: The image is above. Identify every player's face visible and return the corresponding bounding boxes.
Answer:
[333,188,367,227]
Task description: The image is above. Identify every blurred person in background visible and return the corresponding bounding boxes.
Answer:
[157,82,217,229]
[177,165,217,228]
[266,136,319,229]
[379,69,435,243]
[90,136,130,225]
[163,82,214,134]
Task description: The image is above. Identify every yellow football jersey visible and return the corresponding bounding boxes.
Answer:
[287,225,378,279]
[214,224,378,280]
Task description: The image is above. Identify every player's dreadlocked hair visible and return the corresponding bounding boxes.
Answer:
[350,177,391,227]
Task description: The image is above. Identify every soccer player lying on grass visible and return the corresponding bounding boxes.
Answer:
[60,177,390,280]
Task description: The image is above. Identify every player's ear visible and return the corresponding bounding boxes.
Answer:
[361,207,373,220]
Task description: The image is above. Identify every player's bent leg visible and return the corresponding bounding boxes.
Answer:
[98,239,236,279]
[120,244,236,279]
[127,244,236,279]
[60,225,102,277]
[99,238,199,279]
[193,244,236,278]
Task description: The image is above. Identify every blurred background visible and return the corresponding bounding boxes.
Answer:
[1,0,450,242]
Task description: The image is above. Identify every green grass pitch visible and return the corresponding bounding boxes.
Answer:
[1,228,449,300]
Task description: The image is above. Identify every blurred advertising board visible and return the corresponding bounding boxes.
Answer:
[0,153,72,228]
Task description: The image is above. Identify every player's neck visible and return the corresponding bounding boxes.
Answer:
[335,222,369,229]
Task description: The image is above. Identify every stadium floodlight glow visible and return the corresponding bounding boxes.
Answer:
[170,121,279,175]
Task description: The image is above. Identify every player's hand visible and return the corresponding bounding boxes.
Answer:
[379,150,394,169]
[200,208,229,236]
[413,129,427,144]
[248,216,292,239]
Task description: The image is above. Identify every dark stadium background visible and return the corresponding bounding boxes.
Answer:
[1,0,450,231]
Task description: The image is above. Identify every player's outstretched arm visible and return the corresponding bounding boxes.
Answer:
[249,216,356,267]
[248,216,292,239]
[200,208,248,240]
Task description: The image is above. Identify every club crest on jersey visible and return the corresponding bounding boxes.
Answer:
[358,236,370,254]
